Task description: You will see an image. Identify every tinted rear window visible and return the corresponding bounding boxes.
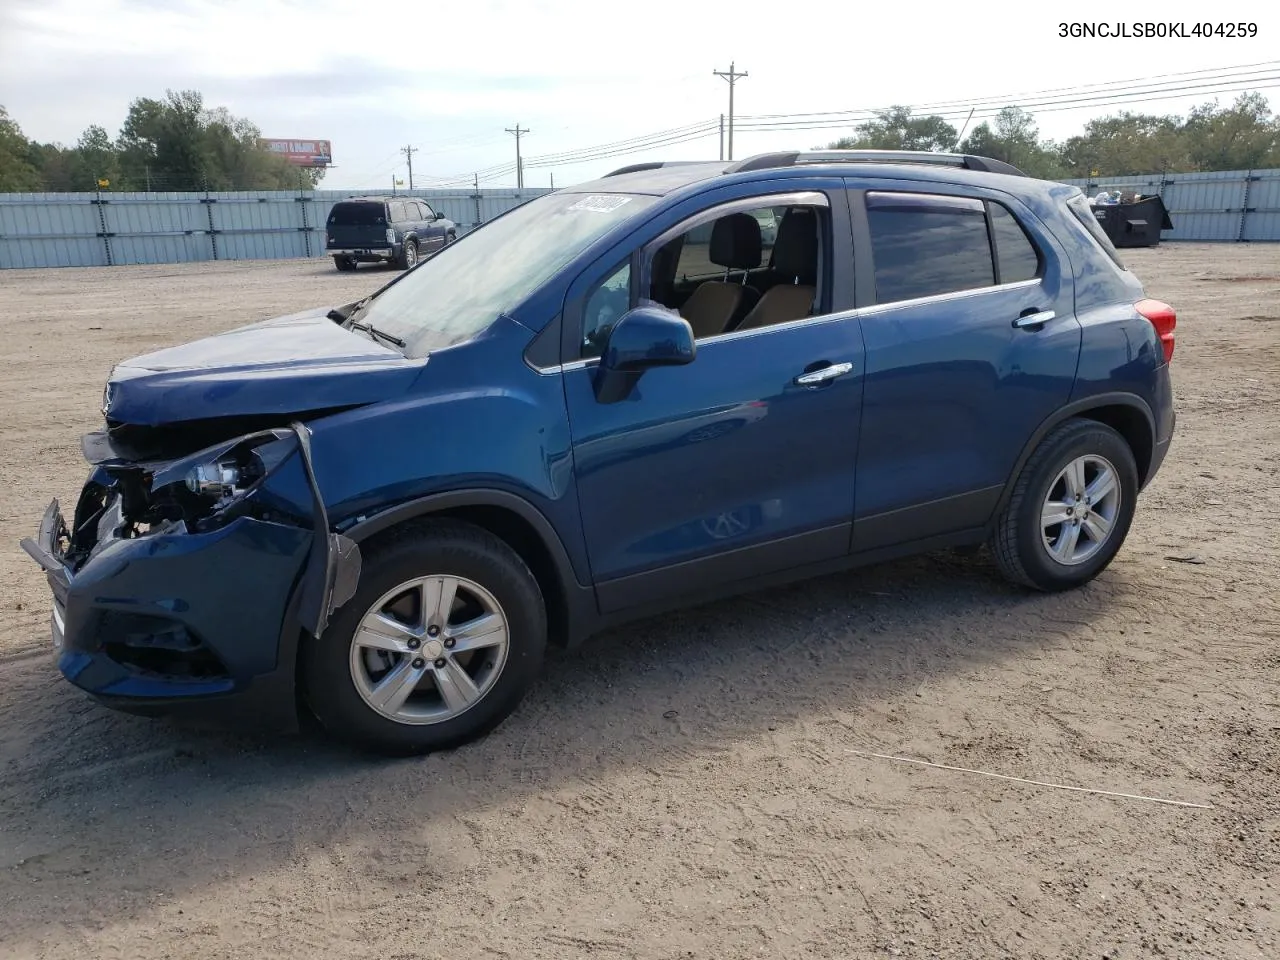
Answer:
[328,202,386,226]
[867,192,994,303]
[1066,195,1126,270]
[988,202,1041,283]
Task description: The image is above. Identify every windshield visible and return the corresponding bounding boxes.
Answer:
[353,191,655,357]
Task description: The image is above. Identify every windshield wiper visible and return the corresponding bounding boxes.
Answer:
[348,318,406,349]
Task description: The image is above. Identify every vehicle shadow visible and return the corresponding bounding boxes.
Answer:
[0,550,1122,938]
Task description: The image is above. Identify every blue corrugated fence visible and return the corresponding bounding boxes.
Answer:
[2,169,1277,269]
[0,187,553,269]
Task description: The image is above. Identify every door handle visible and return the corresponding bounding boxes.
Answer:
[794,362,854,386]
[1013,309,1055,329]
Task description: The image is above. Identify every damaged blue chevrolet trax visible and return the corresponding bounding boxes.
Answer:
[22,150,1177,755]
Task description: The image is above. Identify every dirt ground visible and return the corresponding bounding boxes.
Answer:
[0,247,1277,960]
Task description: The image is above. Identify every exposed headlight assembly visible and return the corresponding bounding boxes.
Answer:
[149,429,300,521]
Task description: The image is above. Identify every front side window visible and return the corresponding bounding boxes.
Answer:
[649,199,827,344]
[420,202,436,220]
[353,191,655,357]
[867,192,994,304]
[582,260,631,357]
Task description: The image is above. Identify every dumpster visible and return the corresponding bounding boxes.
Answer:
[1090,195,1173,248]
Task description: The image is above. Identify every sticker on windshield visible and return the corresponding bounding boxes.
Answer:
[567,195,633,214]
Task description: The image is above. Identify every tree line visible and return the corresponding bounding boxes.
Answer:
[0,90,325,193]
[828,93,1280,180]
[3,90,1279,194]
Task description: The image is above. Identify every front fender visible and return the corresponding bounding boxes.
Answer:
[255,322,590,585]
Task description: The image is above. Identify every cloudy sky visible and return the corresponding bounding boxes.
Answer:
[1,0,1275,189]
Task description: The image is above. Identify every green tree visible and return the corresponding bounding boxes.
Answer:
[114,90,324,190]
[1182,93,1280,171]
[0,106,41,192]
[70,124,120,190]
[116,90,208,190]
[1060,112,1189,177]
[959,107,1065,179]
[829,106,958,152]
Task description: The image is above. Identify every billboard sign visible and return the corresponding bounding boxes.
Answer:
[261,139,333,167]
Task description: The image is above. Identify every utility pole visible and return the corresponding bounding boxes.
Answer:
[400,145,417,190]
[550,172,555,190]
[718,114,725,162]
[712,62,747,161]
[505,124,528,189]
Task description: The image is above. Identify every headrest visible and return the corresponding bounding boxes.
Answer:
[772,208,819,285]
[709,213,763,271]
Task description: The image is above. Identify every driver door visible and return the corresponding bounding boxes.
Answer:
[561,185,865,614]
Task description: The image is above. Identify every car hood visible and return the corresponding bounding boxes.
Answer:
[102,306,424,427]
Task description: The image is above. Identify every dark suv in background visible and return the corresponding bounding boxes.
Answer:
[325,196,457,271]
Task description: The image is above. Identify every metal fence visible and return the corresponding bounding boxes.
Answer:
[0,187,553,269]
[1060,168,1280,242]
[2,167,1277,269]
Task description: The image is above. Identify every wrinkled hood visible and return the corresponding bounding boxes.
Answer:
[103,306,425,426]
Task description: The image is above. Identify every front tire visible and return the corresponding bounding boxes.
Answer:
[302,519,547,756]
[990,418,1139,591]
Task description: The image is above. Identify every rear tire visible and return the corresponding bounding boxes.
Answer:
[333,256,357,272]
[302,519,546,756]
[990,418,1139,591]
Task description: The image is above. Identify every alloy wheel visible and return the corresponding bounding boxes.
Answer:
[1040,454,1122,566]
[348,575,509,725]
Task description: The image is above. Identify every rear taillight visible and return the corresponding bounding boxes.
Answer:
[1136,298,1176,363]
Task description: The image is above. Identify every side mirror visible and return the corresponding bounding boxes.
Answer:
[594,305,695,403]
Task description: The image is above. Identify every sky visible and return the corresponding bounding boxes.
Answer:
[1,0,1276,190]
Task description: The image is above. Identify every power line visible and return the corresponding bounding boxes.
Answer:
[738,60,1280,122]
[504,124,529,189]
[712,61,748,160]
[735,76,1280,133]
[425,119,720,186]
[364,59,1279,188]
[733,65,1280,131]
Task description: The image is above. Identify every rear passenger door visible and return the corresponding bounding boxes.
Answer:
[847,184,1081,551]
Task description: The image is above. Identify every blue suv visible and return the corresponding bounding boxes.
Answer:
[21,150,1177,755]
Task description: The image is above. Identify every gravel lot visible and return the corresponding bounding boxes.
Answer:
[0,247,1277,959]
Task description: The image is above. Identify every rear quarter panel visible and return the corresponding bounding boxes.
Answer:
[1035,187,1171,441]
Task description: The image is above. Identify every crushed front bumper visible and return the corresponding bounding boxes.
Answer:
[19,425,361,732]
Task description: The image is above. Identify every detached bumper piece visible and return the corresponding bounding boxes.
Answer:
[19,423,361,730]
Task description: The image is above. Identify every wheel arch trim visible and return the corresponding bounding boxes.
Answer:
[339,488,595,645]
[993,392,1155,522]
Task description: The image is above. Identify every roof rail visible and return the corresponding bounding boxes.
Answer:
[603,160,707,178]
[726,150,1028,178]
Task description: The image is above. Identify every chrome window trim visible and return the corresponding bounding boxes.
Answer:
[541,277,1044,375]
[644,190,830,258]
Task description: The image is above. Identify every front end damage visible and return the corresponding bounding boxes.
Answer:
[20,421,361,730]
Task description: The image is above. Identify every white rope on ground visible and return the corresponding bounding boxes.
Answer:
[845,749,1214,809]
